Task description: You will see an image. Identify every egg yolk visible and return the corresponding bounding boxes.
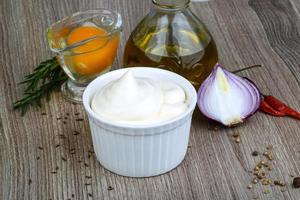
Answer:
[67,26,119,76]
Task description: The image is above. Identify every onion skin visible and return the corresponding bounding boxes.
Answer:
[242,77,263,116]
[197,63,262,126]
[241,77,263,116]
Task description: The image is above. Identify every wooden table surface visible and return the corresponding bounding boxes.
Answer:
[1,0,300,199]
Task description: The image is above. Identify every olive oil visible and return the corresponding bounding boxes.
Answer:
[123,0,218,88]
[124,34,218,89]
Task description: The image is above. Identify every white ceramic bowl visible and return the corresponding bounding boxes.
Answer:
[83,67,197,177]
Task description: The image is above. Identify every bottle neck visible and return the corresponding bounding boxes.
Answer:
[152,0,190,10]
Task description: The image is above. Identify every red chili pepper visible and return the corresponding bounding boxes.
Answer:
[264,95,300,120]
[259,100,286,116]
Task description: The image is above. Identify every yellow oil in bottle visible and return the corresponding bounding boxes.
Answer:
[123,28,218,89]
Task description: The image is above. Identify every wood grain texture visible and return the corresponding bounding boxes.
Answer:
[1,0,300,199]
[249,0,300,86]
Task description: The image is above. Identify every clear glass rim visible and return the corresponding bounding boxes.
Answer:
[47,9,122,54]
[152,0,190,10]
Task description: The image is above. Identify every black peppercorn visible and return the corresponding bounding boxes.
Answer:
[108,186,114,191]
[293,177,300,188]
[252,151,259,156]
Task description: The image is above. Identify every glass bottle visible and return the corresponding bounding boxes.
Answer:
[123,0,218,89]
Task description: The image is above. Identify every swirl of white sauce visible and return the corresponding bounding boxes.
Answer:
[91,70,188,124]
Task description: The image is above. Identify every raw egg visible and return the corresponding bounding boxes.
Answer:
[67,26,119,75]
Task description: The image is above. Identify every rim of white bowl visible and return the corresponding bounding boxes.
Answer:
[83,67,197,129]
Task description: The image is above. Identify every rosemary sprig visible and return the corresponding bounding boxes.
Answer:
[13,57,67,115]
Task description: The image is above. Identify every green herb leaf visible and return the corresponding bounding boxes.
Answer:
[13,57,67,115]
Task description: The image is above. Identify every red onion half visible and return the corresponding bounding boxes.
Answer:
[197,63,261,126]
